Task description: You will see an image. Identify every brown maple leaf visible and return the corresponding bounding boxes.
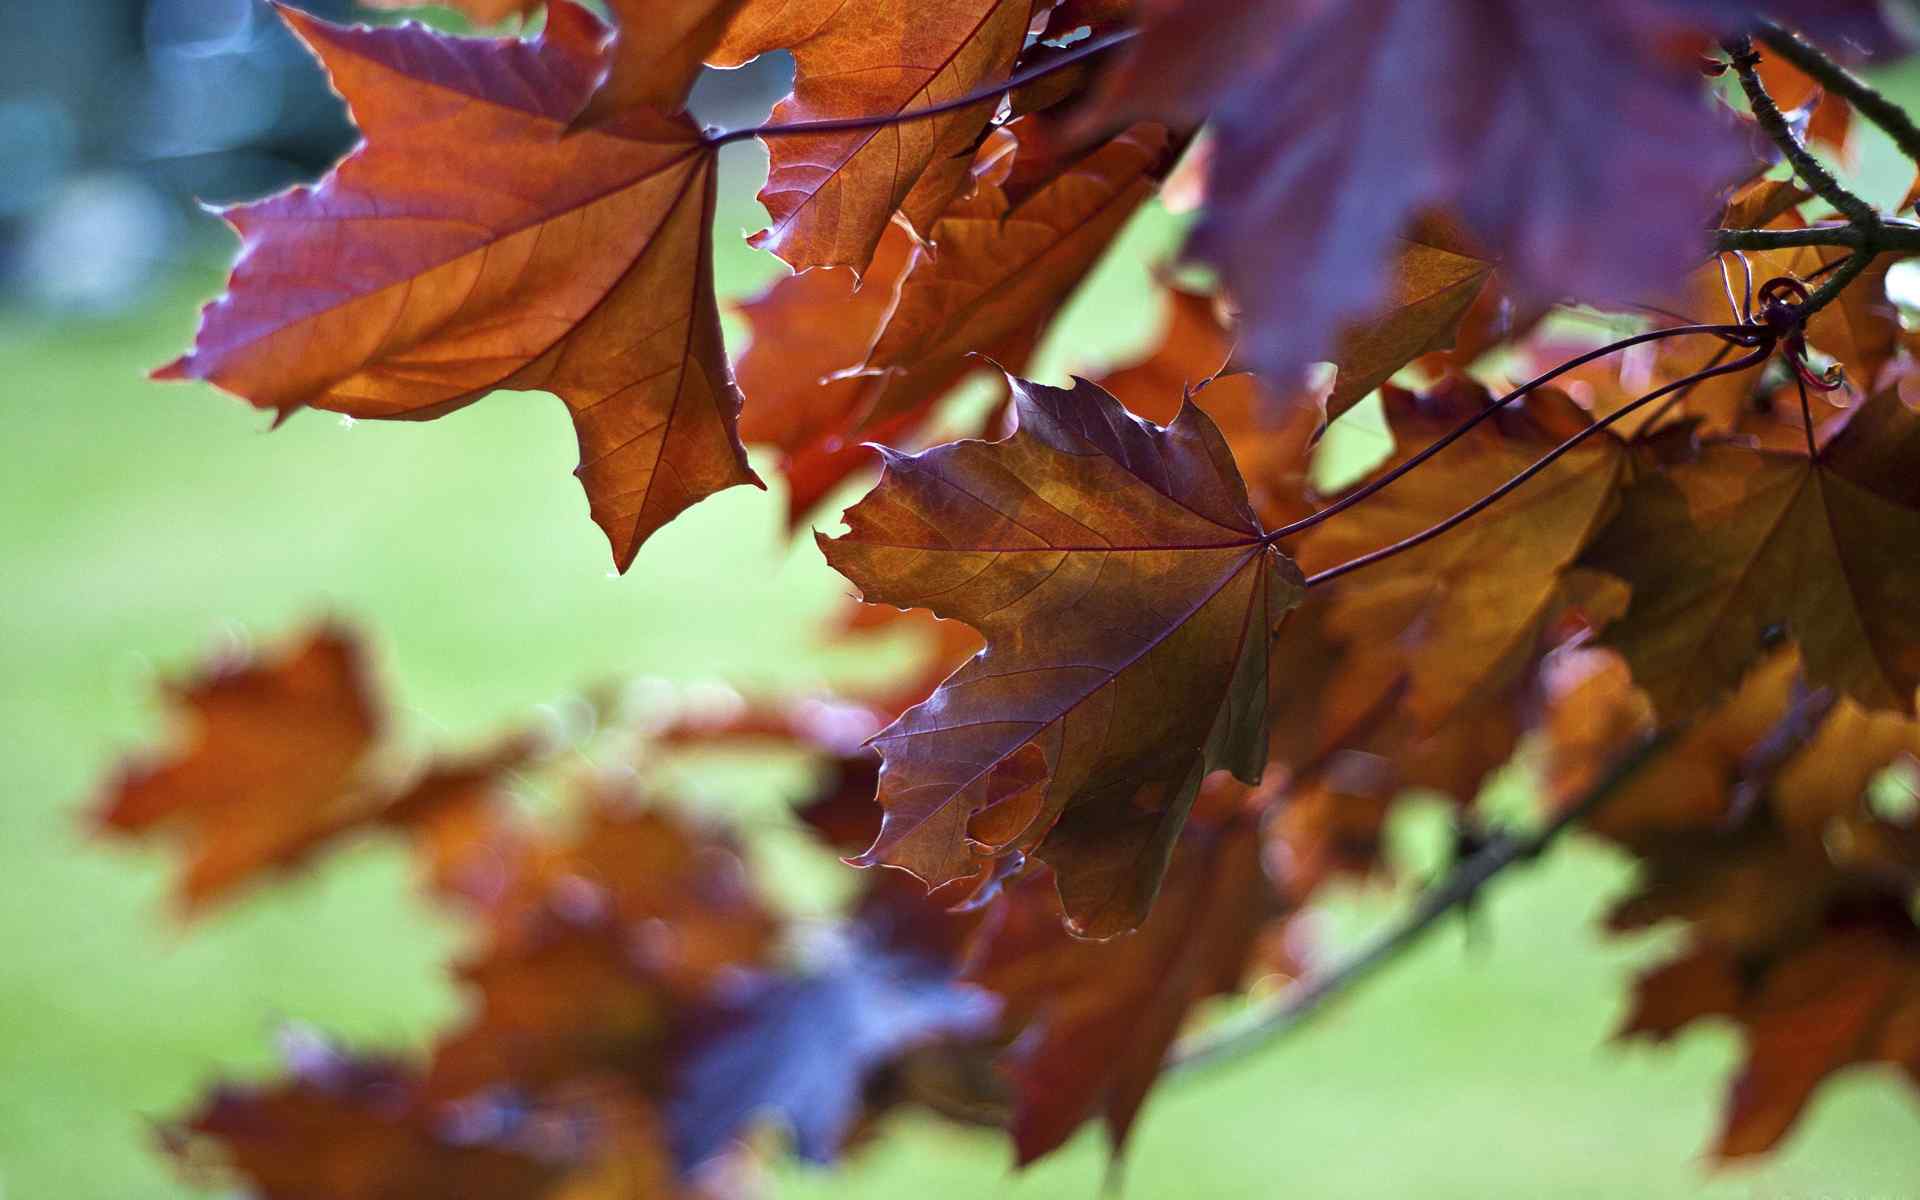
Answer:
[821,374,1303,937]
[95,626,382,913]
[1322,225,1495,421]
[576,0,750,122]
[1295,380,1628,734]
[733,221,989,528]
[1582,387,1920,718]
[1623,903,1920,1159]
[853,122,1181,427]
[711,0,1035,274]
[157,4,760,572]
[1090,284,1319,530]
[95,627,541,915]
[171,1032,675,1200]
[1542,641,1920,1156]
[965,802,1277,1160]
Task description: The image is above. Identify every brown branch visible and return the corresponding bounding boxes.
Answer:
[1724,36,1880,231]
[1756,21,1920,171]
[1168,728,1680,1076]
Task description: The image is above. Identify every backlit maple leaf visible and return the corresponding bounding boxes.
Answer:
[158,4,759,572]
[821,374,1303,937]
[712,0,1035,274]
[1582,388,1920,717]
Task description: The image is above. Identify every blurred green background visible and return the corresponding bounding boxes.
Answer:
[6,4,1920,1198]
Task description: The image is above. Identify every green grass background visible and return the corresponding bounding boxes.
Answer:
[6,123,1920,1200]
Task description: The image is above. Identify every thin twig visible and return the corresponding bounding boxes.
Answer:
[1168,729,1680,1076]
[1756,20,1920,170]
[1794,368,1818,457]
[1724,36,1880,231]
[1299,341,1774,588]
[1630,337,1736,437]
[703,29,1138,148]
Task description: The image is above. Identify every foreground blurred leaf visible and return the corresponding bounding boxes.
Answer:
[1105,0,1766,408]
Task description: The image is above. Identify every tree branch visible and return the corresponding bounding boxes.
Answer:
[1801,248,1873,319]
[1168,729,1680,1076]
[1724,36,1880,231]
[1756,20,1920,171]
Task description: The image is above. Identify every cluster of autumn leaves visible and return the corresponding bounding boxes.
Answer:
[98,616,1286,1193]
[129,0,1920,1190]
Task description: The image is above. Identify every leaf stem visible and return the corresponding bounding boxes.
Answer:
[1299,340,1774,589]
[1724,36,1880,231]
[1262,323,1755,545]
[1755,21,1920,171]
[1168,728,1680,1075]
[1794,368,1819,457]
[1628,337,1735,437]
[702,28,1140,148]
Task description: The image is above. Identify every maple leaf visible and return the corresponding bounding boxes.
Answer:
[170,1030,675,1200]
[965,803,1276,1160]
[94,626,382,913]
[156,4,759,572]
[733,221,991,528]
[710,0,1035,274]
[1756,49,1853,151]
[820,374,1303,937]
[1541,642,1920,1155]
[1581,388,1920,718]
[94,626,542,914]
[1322,226,1496,421]
[854,122,1182,426]
[1090,284,1319,530]
[1626,906,1920,1159]
[665,921,997,1168]
[1293,380,1628,732]
[1106,0,1767,404]
[577,0,749,121]
[425,785,779,1098]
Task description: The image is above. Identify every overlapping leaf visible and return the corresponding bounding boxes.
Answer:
[1100,0,1791,405]
[1295,380,1629,734]
[578,0,751,121]
[1582,388,1920,717]
[733,222,990,528]
[1090,284,1319,529]
[158,4,758,571]
[1543,644,1920,1156]
[170,1034,672,1200]
[965,802,1277,1160]
[711,0,1035,274]
[854,122,1181,426]
[821,375,1303,936]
